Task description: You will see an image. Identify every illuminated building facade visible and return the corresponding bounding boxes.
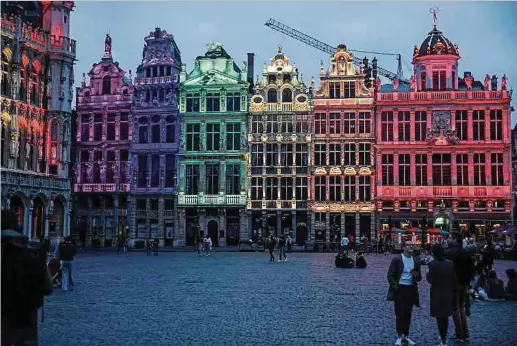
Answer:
[375,24,513,239]
[247,46,312,244]
[129,27,182,247]
[1,1,76,241]
[74,35,134,247]
[310,45,376,246]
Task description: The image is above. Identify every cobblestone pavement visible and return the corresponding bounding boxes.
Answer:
[39,252,517,346]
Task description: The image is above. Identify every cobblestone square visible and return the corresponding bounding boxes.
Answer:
[39,252,517,346]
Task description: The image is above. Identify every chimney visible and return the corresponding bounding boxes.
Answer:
[372,57,378,81]
[247,53,255,93]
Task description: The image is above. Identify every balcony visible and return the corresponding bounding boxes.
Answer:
[177,194,246,206]
[379,185,510,198]
[247,200,305,210]
[378,90,509,102]
[73,183,130,193]
[134,76,174,85]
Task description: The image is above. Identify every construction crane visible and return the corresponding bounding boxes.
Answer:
[265,18,408,84]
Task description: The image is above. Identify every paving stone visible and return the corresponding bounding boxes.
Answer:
[39,252,517,346]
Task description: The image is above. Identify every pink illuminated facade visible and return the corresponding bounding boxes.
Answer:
[375,24,513,239]
[74,35,134,247]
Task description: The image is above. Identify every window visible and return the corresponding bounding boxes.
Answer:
[186,124,200,151]
[186,165,199,194]
[296,114,309,133]
[328,113,340,134]
[166,124,175,143]
[226,164,240,194]
[119,113,129,140]
[420,71,427,91]
[296,144,308,166]
[80,117,90,141]
[280,177,293,200]
[295,177,307,200]
[344,81,356,98]
[314,144,326,166]
[186,93,200,112]
[226,92,240,111]
[102,76,111,95]
[381,111,393,141]
[279,115,292,133]
[382,154,394,185]
[314,113,326,135]
[398,154,410,186]
[473,153,487,186]
[206,93,220,112]
[281,89,292,102]
[432,154,451,186]
[120,150,129,184]
[457,154,468,186]
[358,144,370,166]
[473,110,485,140]
[413,111,426,141]
[329,144,340,166]
[432,71,446,91]
[315,177,326,201]
[226,123,240,151]
[251,144,264,166]
[206,164,219,194]
[165,155,175,187]
[266,144,277,166]
[251,177,263,200]
[344,143,355,166]
[138,155,147,187]
[151,124,160,143]
[359,112,371,134]
[415,154,427,186]
[280,144,292,166]
[343,113,355,134]
[267,89,277,103]
[266,115,277,133]
[150,155,160,187]
[252,115,263,133]
[455,110,467,141]
[107,114,115,140]
[265,177,277,200]
[398,111,410,141]
[359,176,370,201]
[106,151,115,183]
[329,176,340,201]
[329,82,341,99]
[139,125,148,144]
[206,124,220,151]
[490,110,503,140]
[93,114,102,141]
[491,153,504,186]
[344,176,356,201]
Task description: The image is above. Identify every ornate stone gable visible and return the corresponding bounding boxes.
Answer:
[183,70,242,87]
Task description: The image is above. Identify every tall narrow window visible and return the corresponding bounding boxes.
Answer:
[344,176,356,201]
[186,93,200,112]
[226,123,240,151]
[206,93,220,112]
[80,115,90,142]
[432,71,446,91]
[455,110,468,141]
[206,164,219,194]
[251,144,264,166]
[165,155,175,187]
[281,89,292,102]
[381,111,393,141]
[473,153,486,186]
[415,111,426,141]
[432,154,451,186]
[358,112,371,134]
[329,82,341,99]
[93,114,102,141]
[166,124,175,143]
[296,144,308,166]
[314,144,326,166]
[344,143,355,166]
[265,177,277,200]
[279,115,292,133]
[102,76,111,95]
[185,165,199,194]
[329,113,341,134]
[266,115,277,133]
[415,154,427,186]
[106,151,115,183]
[295,177,307,200]
[120,150,129,184]
[314,113,327,135]
[251,177,263,200]
[119,113,129,140]
[489,110,502,140]
[252,115,263,133]
[266,144,277,166]
[473,110,485,140]
[398,111,410,141]
[107,114,115,140]
[398,154,411,186]
[226,92,241,111]
[137,155,147,188]
[457,154,468,186]
[382,154,394,185]
[151,123,160,143]
[344,81,356,98]
[151,155,160,187]
[225,164,240,195]
[359,176,371,201]
[329,176,341,201]
[296,114,309,133]
[358,143,370,166]
[280,177,293,200]
[343,113,355,134]
[315,177,326,201]
[186,123,200,151]
[280,144,290,166]
[139,123,148,144]
[329,143,340,166]
[267,89,277,102]
[420,71,427,91]
[206,124,220,151]
[491,153,503,186]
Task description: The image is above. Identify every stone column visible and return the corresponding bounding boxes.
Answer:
[176,209,186,247]
[100,197,106,247]
[239,209,248,241]
[409,111,415,142]
[467,110,474,141]
[158,197,164,247]
[128,196,136,247]
[113,196,119,243]
[64,199,71,237]
[291,211,297,240]
[355,212,360,240]
[393,153,399,186]
[87,196,93,247]
[276,211,282,235]
[310,212,315,241]
[199,162,206,193]
[325,212,330,243]
[485,152,492,185]
[145,198,151,238]
[219,162,226,194]
[451,153,458,185]
[427,154,433,186]
[410,153,416,185]
[468,153,474,186]
[146,154,151,188]
[25,201,33,240]
[218,208,226,247]
[370,212,376,240]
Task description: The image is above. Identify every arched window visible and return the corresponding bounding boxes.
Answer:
[31,84,38,105]
[267,89,277,103]
[281,89,292,102]
[102,76,111,95]
[51,121,59,141]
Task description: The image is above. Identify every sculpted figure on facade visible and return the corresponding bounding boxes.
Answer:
[484,74,490,90]
[82,72,86,87]
[86,161,93,181]
[501,74,508,90]
[104,33,112,54]
[9,131,19,158]
[409,75,416,92]
[464,74,473,90]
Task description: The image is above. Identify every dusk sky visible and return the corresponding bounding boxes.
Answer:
[71,1,516,124]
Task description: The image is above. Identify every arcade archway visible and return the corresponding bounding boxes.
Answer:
[31,197,45,240]
[10,194,25,227]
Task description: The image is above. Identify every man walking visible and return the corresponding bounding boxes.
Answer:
[387,241,421,346]
[267,235,277,262]
[446,233,474,343]
[59,237,76,292]
[278,235,287,262]
[203,234,212,256]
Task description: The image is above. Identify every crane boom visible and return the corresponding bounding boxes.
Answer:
[265,18,408,83]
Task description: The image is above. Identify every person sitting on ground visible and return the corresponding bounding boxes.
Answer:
[335,252,354,268]
[504,268,517,301]
[355,251,367,269]
[486,270,505,300]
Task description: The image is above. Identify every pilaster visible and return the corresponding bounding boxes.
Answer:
[291,212,297,240]
[158,197,164,246]
[355,212,360,240]
[218,208,226,247]
[113,196,119,241]
[276,211,281,234]
[239,209,248,241]
[325,213,330,243]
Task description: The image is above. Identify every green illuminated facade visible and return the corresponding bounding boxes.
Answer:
[177,43,250,247]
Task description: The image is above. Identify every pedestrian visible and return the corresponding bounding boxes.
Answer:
[123,237,128,254]
[59,237,76,292]
[287,235,293,252]
[145,237,151,256]
[355,251,367,268]
[386,241,421,346]
[197,238,203,256]
[427,244,456,346]
[445,233,474,343]
[278,235,287,262]
[504,268,517,300]
[117,236,124,255]
[203,234,212,256]
[349,233,355,252]
[341,235,349,254]
[1,210,53,346]
[153,237,159,256]
[267,235,276,262]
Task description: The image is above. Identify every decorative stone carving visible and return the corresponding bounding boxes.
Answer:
[501,74,508,91]
[483,74,490,90]
[9,131,19,158]
[426,110,459,146]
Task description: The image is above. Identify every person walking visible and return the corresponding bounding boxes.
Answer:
[145,237,152,256]
[341,235,349,254]
[278,235,287,262]
[267,235,277,262]
[445,233,474,343]
[427,244,456,346]
[386,241,422,346]
[117,237,124,255]
[59,237,76,292]
[203,234,212,256]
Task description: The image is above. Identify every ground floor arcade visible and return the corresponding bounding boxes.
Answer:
[248,210,309,245]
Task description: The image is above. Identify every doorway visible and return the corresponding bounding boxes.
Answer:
[207,220,219,247]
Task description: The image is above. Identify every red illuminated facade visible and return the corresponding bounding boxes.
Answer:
[375,25,513,238]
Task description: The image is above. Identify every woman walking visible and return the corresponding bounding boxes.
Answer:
[427,244,456,346]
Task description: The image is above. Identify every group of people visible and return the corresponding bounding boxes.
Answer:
[266,234,291,262]
[48,236,77,292]
[387,233,516,346]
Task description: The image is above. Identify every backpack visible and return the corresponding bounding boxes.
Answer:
[1,235,52,327]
